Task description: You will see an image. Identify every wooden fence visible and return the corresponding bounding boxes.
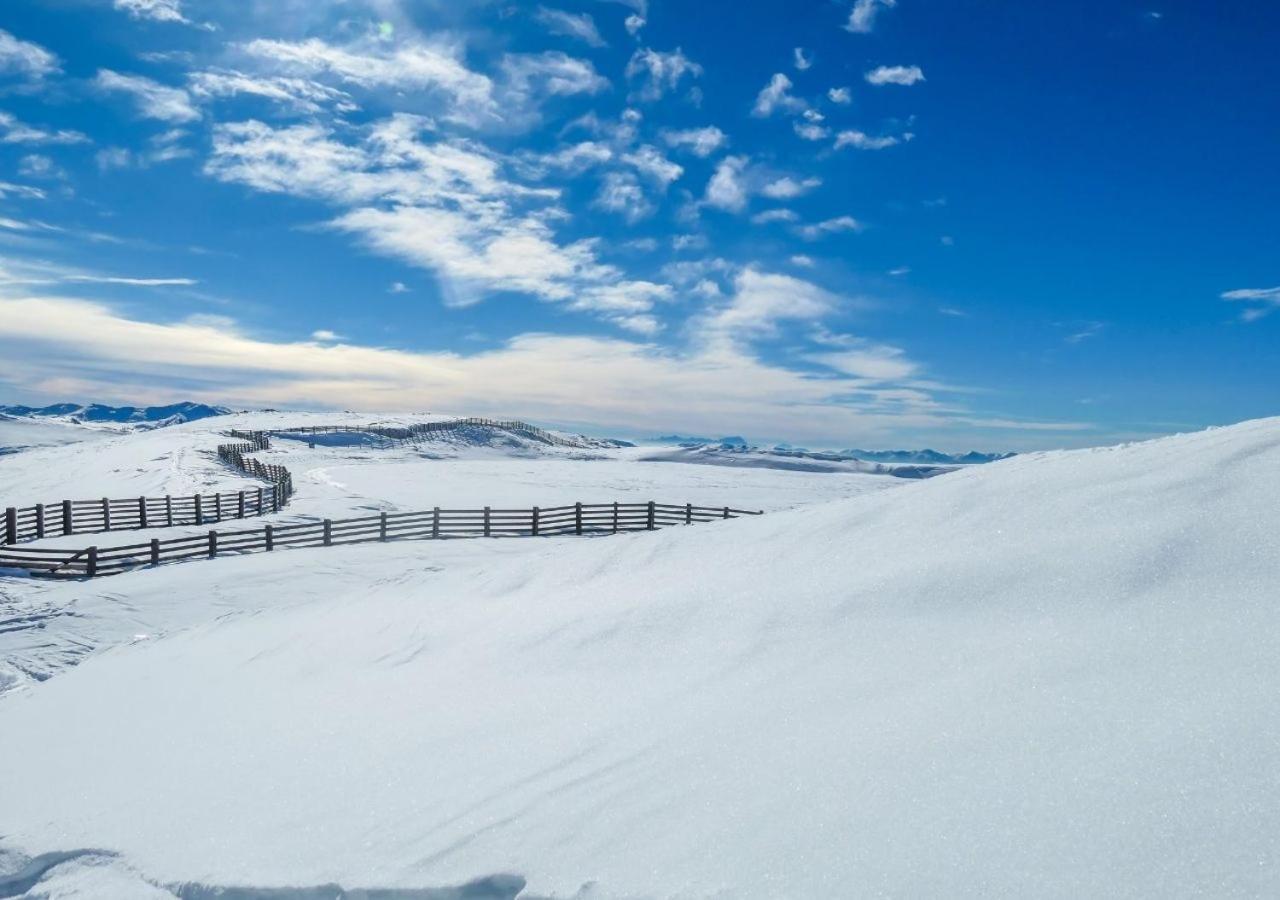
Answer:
[2,433,292,547]
[0,502,761,578]
[255,416,575,447]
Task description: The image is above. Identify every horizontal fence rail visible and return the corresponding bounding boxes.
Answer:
[0,502,762,578]
[2,432,293,547]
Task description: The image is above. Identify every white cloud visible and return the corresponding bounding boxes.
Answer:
[96,148,133,171]
[204,116,642,320]
[388,282,410,294]
[661,126,727,158]
[799,216,864,240]
[96,70,201,122]
[865,65,925,86]
[1221,286,1280,322]
[793,48,813,71]
[625,15,646,36]
[499,51,609,106]
[794,122,830,141]
[827,86,852,104]
[621,144,683,187]
[703,155,749,212]
[752,73,806,117]
[0,181,45,200]
[751,209,799,225]
[113,0,189,24]
[243,37,500,127]
[0,111,89,145]
[888,266,910,276]
[813,342,918,381]
[700,268,839,343]
[0,291,1032,445]
[63,275,196,286]
[189,70,357,115]
[625,47,702,101]
[310,329,343,342]
[761,176,821,199]
[18,154,62,179]
[0,29,60,79]
[790,255,815,268]
[594,171,653,222]
[536,7,607,47]
[834,129,904,150]
[846,0,897,34]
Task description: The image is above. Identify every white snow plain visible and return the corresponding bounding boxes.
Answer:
[1,414,1279,898]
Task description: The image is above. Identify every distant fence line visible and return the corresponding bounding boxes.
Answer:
[0,502,761,578]
[2,433,292,547]
[250,416,578,448]
[0,417,764,579]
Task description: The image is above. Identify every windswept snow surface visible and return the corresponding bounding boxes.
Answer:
[2,417,1280,897]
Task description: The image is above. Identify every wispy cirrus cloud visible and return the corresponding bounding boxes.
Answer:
[536,7,607,47]
[204,114,672,333]
[1221,286,1280,321]
[95,70,201,122]
[0,111,89,145]
[625,47,701,101]
[0,29,59,80]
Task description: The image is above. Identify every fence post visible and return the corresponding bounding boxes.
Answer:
[265,524,274,552]
[723,506,730,519]
[208,530,217,559]
[647,501,655,530]
[613,501,619,534]
[238,491,246,518]
[35,503,44,539]
[195,495,203,526]
[139,497,147,529]
[379,512,388,541]
[532,506,539,536]
[150,538,160,566]
[214,494,222,522]
[166,495,173,527]
[432,507,440,539]
[63,499,72,535]
[257,487,264,515]
[102,498,111,531]
[686,503,692,525]
[323,519,332,546]
[271,485,279,513]
[484,506,491,537]
[87,546,98,578]
[3,507,14,545]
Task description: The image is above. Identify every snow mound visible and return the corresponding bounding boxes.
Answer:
[1,418,1279,897]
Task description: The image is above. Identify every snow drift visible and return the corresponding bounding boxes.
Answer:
[1,418,1279,897]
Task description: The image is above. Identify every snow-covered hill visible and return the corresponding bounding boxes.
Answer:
[1,417,1278,897]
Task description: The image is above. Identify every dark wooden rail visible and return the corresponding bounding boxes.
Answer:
[0,502,762,578]
[2,432,292,546]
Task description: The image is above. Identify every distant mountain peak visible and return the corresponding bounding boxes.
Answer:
[0,401,231,427]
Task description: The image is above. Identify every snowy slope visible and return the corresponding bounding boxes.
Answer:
[0,417,110,456]
[2,418,1279,897]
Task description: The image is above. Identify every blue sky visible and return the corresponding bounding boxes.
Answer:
[0,0,1275,449]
